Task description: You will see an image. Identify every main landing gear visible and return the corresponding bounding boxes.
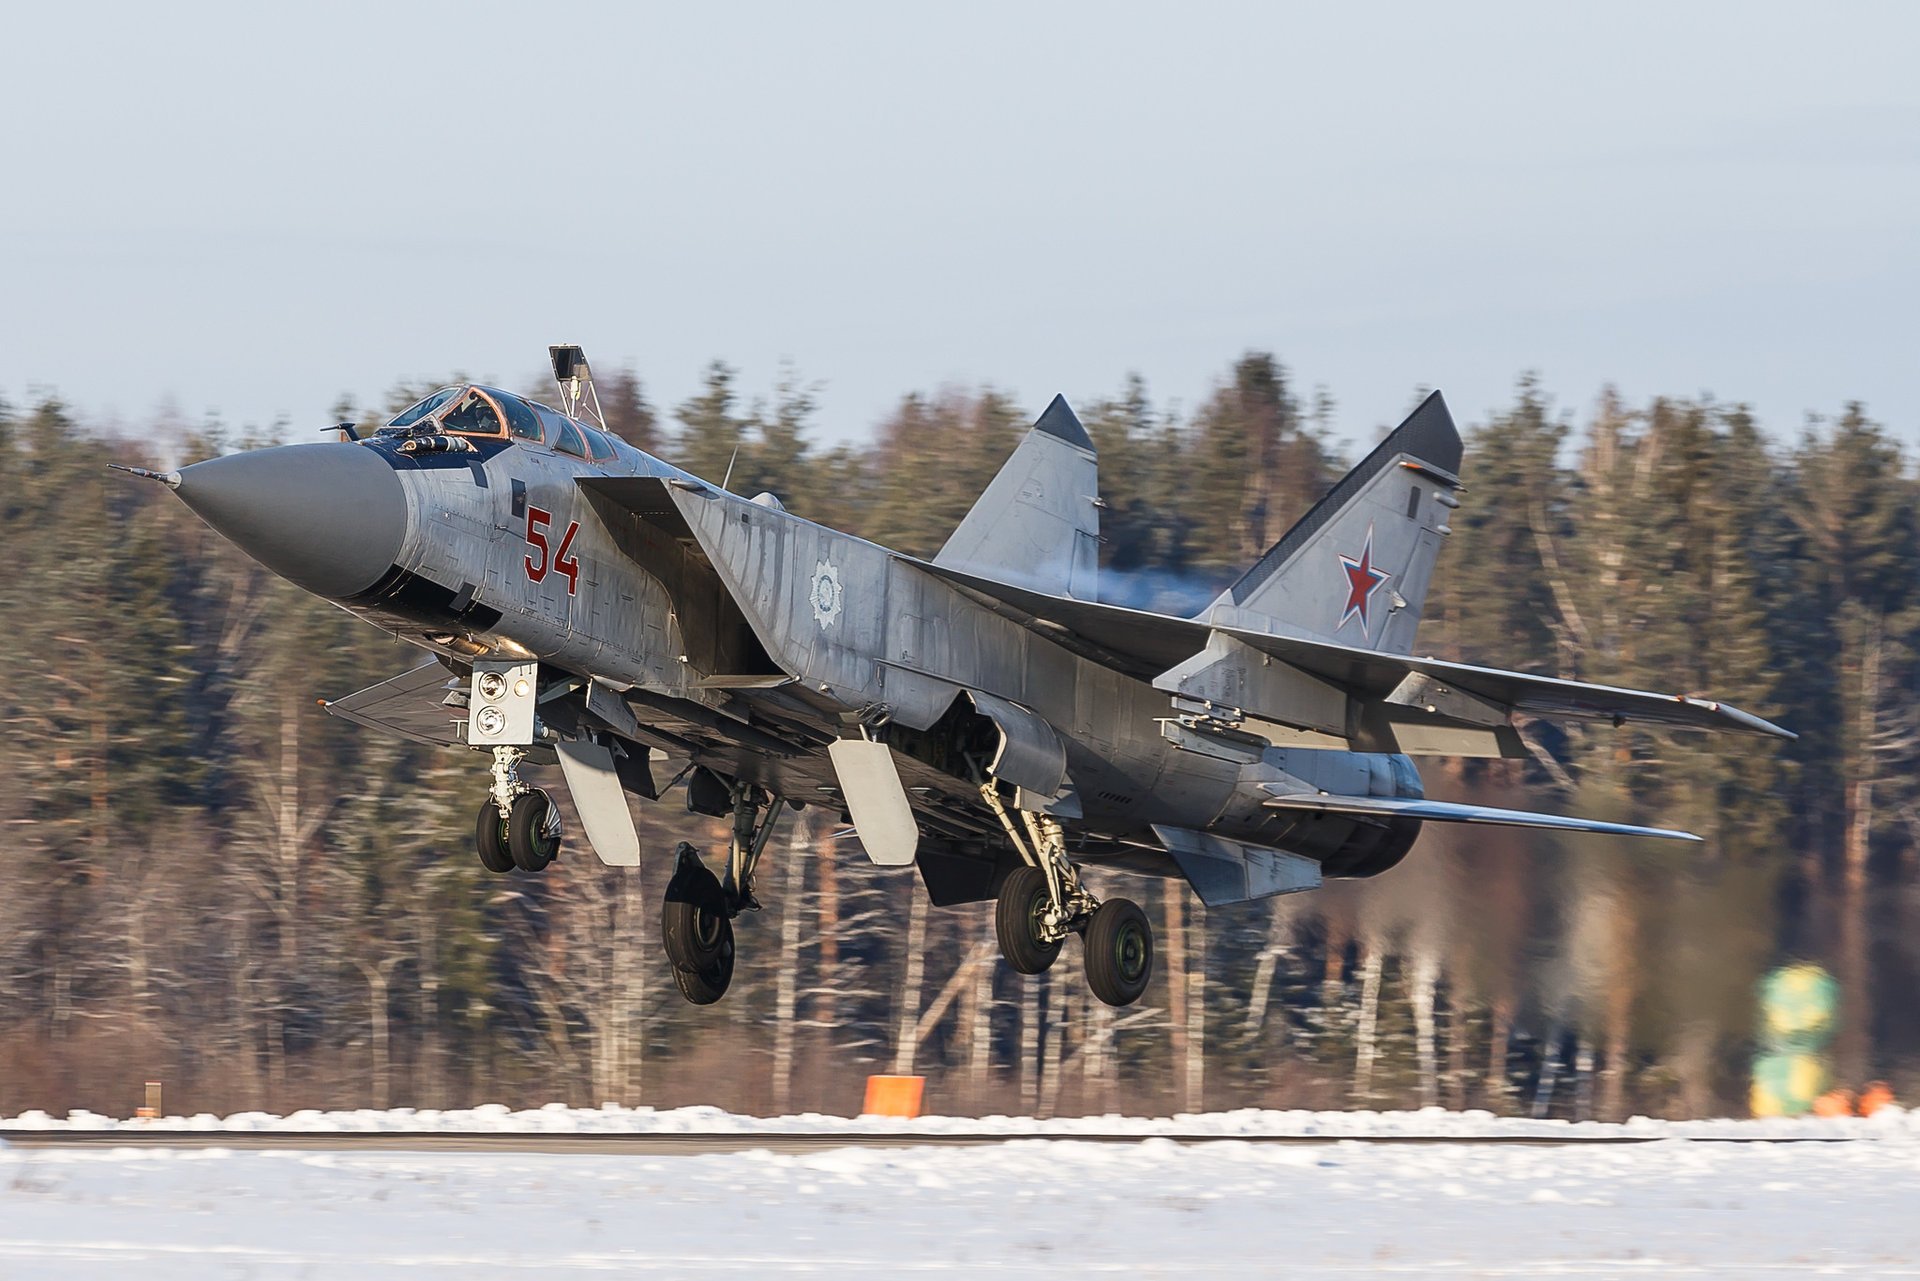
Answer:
[980,782,1154,1007]
[473,746,563,874]
[660,780,785,1006]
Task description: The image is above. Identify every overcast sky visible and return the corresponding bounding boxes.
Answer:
[3,1,1915,454]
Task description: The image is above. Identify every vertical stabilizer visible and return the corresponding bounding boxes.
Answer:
[934,395,1100,599]
[1203,391,1463,655]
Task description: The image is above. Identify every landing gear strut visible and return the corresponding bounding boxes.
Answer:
[981,780,1154,1007]
[471,745,562,875]
[660,779,786,1006]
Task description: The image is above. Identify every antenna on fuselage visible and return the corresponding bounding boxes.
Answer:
[549,344,607,429]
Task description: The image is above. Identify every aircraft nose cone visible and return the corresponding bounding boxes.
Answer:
[175,443,407,599]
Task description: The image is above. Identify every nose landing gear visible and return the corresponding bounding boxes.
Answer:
[471,745,563,875]
[507,790,561,872]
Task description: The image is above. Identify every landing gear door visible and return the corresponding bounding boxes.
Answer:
[964,689,1068,799]
[827,740,920,867]
[555,740,642,866]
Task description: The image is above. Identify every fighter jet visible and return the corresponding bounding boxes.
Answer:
[117,346,1792,1008]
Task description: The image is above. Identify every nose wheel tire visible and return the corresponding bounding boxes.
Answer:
[1083,897,1153,1007]
[473,800,514,875]
[995,865,1063,975]
[661,847,736,1005]
[507,790,561,872]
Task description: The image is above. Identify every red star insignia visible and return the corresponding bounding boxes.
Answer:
[1336,526,1393,637]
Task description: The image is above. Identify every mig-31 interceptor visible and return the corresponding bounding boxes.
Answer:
[117,346,1791,1009]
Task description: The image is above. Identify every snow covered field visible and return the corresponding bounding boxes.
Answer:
[12,1100,1920,1140]
[2,1108,1918,1278]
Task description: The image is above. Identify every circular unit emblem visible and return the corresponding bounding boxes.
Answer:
[810,558,844,631]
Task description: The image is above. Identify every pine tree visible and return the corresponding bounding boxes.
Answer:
[670,361,750,486]
[1182,354,1334,571]
[1789,405,1920,1084]
[860,388,1024,559]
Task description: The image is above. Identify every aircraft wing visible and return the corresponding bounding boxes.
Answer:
[1260,791,1701,842]
[322,660,465,748]
[908,560,1791,741]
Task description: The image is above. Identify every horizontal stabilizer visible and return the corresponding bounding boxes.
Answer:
[1235,634,1795,741]
[1260,791,1701,842]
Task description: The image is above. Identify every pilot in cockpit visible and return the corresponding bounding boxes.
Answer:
[438,390,500,436]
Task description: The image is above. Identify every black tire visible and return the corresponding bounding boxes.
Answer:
[473,800,514,875]
[1084,897,1153,1008]
[507,790,560,872]
[995,865,1062,975]
[661,849,735,1005]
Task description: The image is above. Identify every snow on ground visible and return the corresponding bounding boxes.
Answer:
[0,1110,1917,1278]
[8,1100,1920,1141]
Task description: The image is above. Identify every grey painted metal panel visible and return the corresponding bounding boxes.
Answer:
[555,740,643,866]
[1385,670,1509,726]
[323,661,463,748]
[1151,824,1322,906]
[1154,630,1349,737]
[966,689,1068,798]
[584,679,645,740]
[828,740,920,866]
[934,396,1100,601]
[1386,715,1528,758]
[874,663,964,732]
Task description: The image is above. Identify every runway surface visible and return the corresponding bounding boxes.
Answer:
[0,1128,1869,1154]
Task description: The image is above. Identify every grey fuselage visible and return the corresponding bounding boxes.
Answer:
[252,414,1424,889]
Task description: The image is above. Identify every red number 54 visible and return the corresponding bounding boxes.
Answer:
[524,506,581,595]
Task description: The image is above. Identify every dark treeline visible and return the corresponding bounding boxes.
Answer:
[2,354,1913,1120]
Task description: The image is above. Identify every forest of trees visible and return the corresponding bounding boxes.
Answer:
[2,353,1915,1122]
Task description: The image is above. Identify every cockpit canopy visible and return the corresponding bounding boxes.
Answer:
[382,384,629,464]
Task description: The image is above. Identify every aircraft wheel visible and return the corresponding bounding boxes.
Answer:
[1083,897,1153,1008]
[473,800,514,875]
[662,847,735,1005]
[507,790,561,872]
[995,865,1063,975]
